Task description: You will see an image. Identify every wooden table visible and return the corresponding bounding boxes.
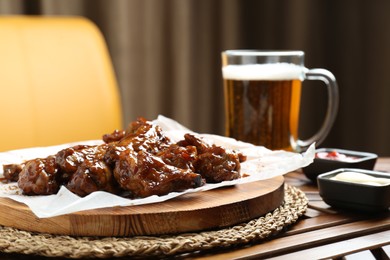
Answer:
[186,157,390,260]
[0,159,389,260]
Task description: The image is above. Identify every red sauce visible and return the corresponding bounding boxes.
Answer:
[315,151,359,162]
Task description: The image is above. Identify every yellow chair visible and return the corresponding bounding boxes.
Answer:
[0,16,123,152]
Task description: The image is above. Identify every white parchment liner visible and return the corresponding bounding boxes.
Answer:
[0,115,314,218]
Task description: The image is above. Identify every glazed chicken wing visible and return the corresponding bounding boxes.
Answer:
[114,147,203,198]
[55,144,96,183]
[2,163,24,182]
[177,134,246,182]
[65,144,119,197]
[156,144,198,171]
[104,117,171,165]
[17,156,60,195]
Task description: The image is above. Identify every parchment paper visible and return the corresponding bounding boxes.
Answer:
[0,115,314,218]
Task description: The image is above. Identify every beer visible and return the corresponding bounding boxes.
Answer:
[223,63,303,150]
[222,50,338,152]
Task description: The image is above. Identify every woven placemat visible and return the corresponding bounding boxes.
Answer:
[0,184,307,258]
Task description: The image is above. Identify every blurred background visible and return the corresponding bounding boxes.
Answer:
[1,0,389,155]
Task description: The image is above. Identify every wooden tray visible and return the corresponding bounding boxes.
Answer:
[0,176,284,237]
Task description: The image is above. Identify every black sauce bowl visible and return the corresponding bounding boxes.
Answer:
[317,168,390,212]
[302,148,377,182]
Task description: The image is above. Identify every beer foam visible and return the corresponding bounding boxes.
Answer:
[222,63,305,81]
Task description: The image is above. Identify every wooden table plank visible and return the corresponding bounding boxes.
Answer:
[192,214,390,259]
[267,230,390,260]
[285,213,362,235]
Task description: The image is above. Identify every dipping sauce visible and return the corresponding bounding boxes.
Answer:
[315,151,359,162]
[330,171,390,186]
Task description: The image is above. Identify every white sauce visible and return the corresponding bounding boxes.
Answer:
[330,172,390,186]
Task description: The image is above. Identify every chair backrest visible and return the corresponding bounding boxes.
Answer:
[0,16,123,152]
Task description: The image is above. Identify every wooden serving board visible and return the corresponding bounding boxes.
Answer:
[0,176,284,237]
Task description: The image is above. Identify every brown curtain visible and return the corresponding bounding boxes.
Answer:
[1,0,390,155]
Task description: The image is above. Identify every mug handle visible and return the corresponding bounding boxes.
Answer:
[296,68,339,152]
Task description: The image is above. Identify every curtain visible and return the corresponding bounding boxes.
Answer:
[1,0,390,155]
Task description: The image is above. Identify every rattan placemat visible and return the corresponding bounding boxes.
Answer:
[0,184,307,258]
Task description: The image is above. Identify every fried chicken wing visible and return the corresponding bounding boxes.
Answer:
[55,144,94,183]
[17,156,60,195]
[2,163,24,182]
[65,144,119,197]
[120,117,171,153]
[177,134,246,182]
[114,147,203,198]
[66,159,118,197]
[102,129,125,143]
[156,144,197,171]
[104,117,171,165]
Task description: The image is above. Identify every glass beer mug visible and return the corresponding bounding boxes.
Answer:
[222,50,339,152]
